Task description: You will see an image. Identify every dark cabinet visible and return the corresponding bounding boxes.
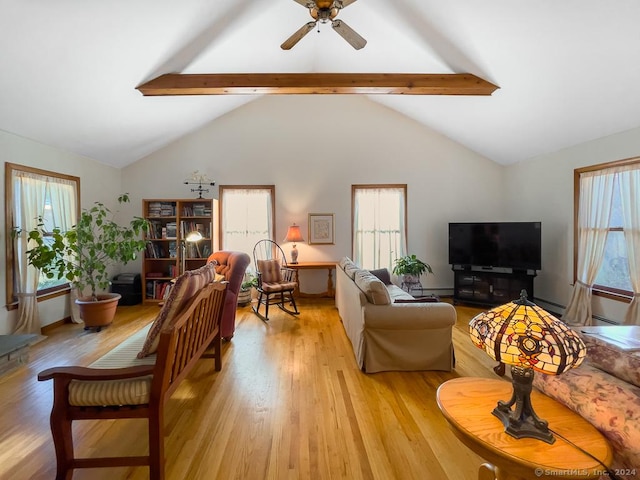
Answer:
[453,269,535,306]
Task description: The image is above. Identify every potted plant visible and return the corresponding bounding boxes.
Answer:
[238,274,258,307]
[20,193,149,330]
[392,254,434,287]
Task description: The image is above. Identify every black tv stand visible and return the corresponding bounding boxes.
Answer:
[452,266,536,307]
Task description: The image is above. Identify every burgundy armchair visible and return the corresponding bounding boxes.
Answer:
[207,251,251,340]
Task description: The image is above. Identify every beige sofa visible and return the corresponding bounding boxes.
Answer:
[335,257,456,373]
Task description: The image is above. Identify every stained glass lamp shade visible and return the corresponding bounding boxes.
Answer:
[469,290,586,443]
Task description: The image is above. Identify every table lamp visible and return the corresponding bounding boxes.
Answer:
[283,224,304,264]
[469,290,586,444]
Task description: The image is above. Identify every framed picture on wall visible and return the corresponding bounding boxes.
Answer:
[308,213,334,245]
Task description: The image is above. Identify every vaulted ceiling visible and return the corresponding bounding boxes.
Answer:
[2,0,640,168]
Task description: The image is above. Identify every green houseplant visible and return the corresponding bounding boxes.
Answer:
[238,274,258,307]
[21,193,149,329]
[392,254,434,286]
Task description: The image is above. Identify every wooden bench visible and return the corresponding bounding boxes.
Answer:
[38,277,228,480]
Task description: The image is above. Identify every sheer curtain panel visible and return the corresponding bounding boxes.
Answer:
[564,170,615,326]
[221,187,273,268]
[12,172,47,334]
[353,187,407,273]
[619,166,640,325]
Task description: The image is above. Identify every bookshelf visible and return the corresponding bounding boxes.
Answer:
[142,198,215,305]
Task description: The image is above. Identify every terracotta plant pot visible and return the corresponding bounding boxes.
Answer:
[76,293,121,331]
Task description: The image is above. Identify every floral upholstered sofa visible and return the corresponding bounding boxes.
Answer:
[533,326,640,473]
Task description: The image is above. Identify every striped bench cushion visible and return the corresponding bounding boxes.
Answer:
[68,323,156,407]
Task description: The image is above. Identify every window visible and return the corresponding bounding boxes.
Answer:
[352,185,407,272]
[219,186,275,263]
[5,163,80,307]
[574,157,640,300]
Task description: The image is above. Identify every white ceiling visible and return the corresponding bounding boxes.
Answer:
[2,0,640,168]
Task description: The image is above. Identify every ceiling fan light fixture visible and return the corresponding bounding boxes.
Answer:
[284,0,366,50]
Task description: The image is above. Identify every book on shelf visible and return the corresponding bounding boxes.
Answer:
[146,280,172,300]
[168,241,177,258]
[147,201,177,217]
[192,203,206,216]
[181,221,210,238]
[160,202,176,216]
[147,202,162,217]
[145,242,166,258]
[166,222,177,239]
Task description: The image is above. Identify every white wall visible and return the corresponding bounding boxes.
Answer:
[4,97,638,331]
[504,126,640,323]
[0,129,122,334]
[122,95,505,294]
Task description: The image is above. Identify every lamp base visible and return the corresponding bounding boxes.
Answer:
[492,366,555,444]
[290,244,299,264]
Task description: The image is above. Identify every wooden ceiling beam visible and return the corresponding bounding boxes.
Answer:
[136,73,499,96]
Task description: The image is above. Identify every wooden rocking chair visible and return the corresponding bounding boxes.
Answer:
[252,239,300,321]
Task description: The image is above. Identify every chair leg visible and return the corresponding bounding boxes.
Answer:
[49,383,75,480]
[277,291,300,316]
[148,405,165,480]
[289,292,299,314]
[252,291,269,322]
[51,416,74,480]
[264,294,270,320]
[213,333,222,371]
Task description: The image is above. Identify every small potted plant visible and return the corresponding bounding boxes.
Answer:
[20,193,149,330]
[392,254,434,287]
[238,274,258,307]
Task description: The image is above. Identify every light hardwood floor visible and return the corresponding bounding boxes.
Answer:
[0,298,506,480]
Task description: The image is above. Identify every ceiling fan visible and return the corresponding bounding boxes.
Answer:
[281,0,366,50]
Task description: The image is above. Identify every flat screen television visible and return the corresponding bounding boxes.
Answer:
[448,222,542,271]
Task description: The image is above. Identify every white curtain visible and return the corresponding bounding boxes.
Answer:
[12,172,47,335]
[49,179,81,323]
[221,188,273,269]
[353,187,407,272]
[564,170,615,326]
[619,166,640,325]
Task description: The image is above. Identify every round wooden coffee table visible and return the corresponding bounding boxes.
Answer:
[437,377,612,480]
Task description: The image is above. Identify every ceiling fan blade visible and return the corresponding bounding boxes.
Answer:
[293,0,314,7]
[281,22,317,50]
[331,19,366,50]
[337,0,358,8]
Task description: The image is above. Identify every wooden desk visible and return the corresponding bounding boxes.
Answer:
[288,262,337,298]
[436,377,612,480]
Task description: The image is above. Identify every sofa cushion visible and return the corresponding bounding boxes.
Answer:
[394,297,439,303]
[339,256,361,279]
[339,257,354,270]
[369,268,392,285]
[580,332,640,388]
[534,363,640,471]
[258,259,283,283]
[70,323,156,406]
[344,264,360,280]
[137,262,217,358]
[387,284,414,302]
[354,270,391,305]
